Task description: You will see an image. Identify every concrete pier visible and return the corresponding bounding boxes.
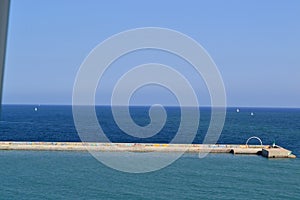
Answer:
[262,147,296,158]
[0,141,296,158]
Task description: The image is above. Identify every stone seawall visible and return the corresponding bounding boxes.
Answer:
[0,141,295,158]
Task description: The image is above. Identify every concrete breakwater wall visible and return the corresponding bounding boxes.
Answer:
[0,141,296,158]
[0,141,266,152]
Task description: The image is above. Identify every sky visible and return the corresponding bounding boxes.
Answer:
[3,0,300,107]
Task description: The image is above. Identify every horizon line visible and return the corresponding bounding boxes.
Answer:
[1,103,300,109]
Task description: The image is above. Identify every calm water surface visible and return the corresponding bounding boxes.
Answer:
[0,105,299,199]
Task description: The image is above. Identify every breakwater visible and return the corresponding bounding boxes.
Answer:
[0,141,296,158]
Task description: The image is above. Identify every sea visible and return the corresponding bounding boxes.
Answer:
[0,105,299,199]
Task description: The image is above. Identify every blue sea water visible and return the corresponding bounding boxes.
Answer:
[1,105,299,155]
[0,105,299,199]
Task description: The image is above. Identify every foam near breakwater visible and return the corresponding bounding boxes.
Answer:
[0,141,296,158]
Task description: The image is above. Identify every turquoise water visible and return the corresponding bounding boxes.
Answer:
[0,151,299,199]
[0,105,299,199]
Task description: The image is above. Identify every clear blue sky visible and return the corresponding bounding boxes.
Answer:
[3,0,300,107]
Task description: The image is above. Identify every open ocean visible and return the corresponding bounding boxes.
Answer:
[0,105,299,199]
